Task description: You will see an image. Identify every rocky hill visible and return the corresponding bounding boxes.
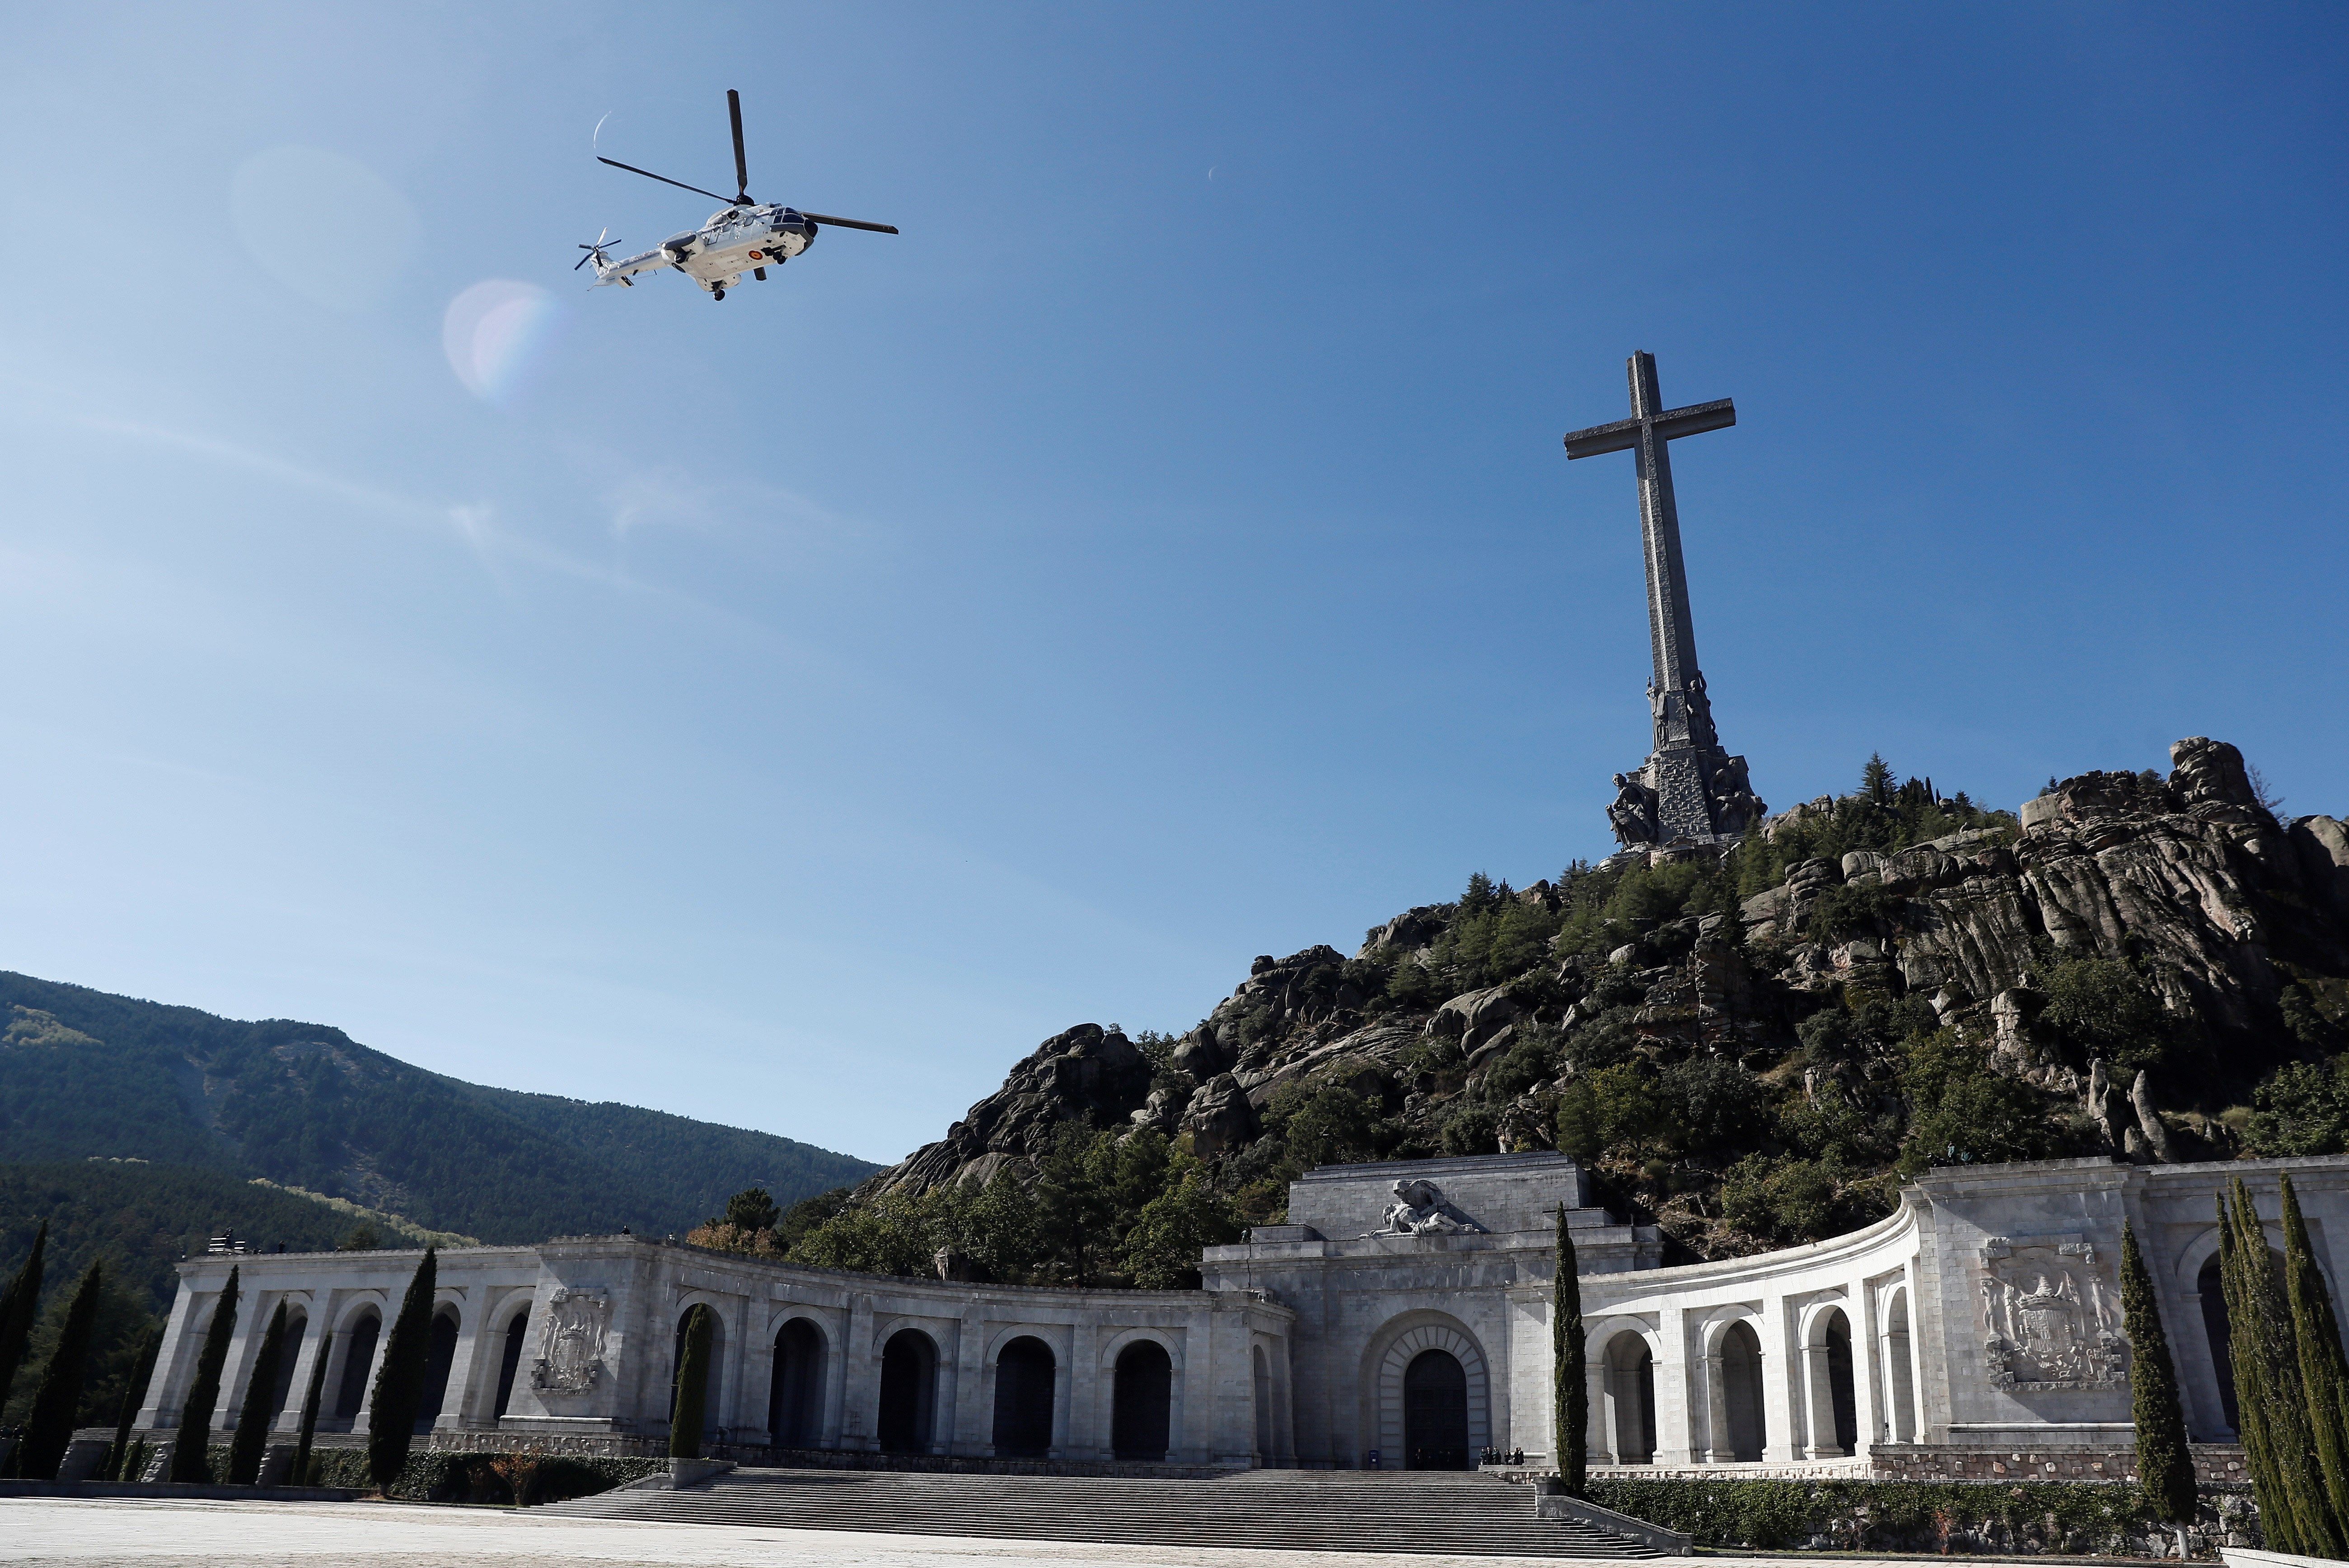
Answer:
[865,737,2349,1261]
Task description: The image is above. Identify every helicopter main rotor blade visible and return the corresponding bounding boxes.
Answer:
[597,156,737,205]
[801,212,901,234]
[728,89,750,203]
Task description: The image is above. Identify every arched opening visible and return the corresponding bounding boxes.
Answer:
[1820,1310,1858,1456]
[1252,1344,1274,1461]
[1883,1290,1916,1443]
[492,1309,529,1419]
[1111,1340,1172,1462]
[2199,1256,2237,1433]
[1403,1349,1469,1470]
[670,1307,725,1437]
[333,1310,380,1421]
[268,1315,308,1422]
[415,1309,460,1433]
[1719,1320,1766,1462]
[992,1336,1056,1458]
[1602,1332,1656,1464]
[770,1318,824,1449]
[876,1330,937,1454]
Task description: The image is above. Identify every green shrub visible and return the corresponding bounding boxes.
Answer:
[1586,1477,2173,1554]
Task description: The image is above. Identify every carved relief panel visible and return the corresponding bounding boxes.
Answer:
[530,1288,610,1394]
[1977,1234,2125,1390]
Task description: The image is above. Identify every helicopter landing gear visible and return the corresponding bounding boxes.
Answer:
[712,287,726,301]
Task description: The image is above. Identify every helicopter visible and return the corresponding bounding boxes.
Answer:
[577,89,898,301]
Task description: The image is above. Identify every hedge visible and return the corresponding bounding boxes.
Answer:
[305,1446,664,1504]
[1586,1477,2249,1555]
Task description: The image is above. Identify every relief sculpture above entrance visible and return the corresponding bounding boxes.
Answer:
[1977,1235,2125,1390]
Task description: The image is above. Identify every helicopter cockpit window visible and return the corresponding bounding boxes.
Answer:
[663,232,697,250]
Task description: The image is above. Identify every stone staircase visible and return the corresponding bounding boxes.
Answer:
[544,1466,1666,1557]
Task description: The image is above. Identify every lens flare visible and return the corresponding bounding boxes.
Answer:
[443,281,564,405]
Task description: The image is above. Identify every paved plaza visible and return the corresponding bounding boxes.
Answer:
[0,1497,1960,1568]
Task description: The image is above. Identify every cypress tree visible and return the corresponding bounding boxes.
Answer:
[2119,1222,2195,1537]
[0,1220,47,1408]
[19,1261,105,1480]
[293,1329,333,1487]
[228,1300,289,1485]
[2280,1174,2349,1529]
[106,1327,161,1481]
[1552,1203,1586,1495]
[366,1248,436,1490]
[2222,1181,2341,1556]
[170,1265,239,1482]
[669,1304,712,1460]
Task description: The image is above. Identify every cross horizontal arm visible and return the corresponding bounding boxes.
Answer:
[1562,397,1737,459]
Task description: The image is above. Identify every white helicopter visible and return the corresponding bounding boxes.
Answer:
[577,89,898,301]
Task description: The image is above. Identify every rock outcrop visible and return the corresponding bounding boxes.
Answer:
[867,737,2349,1240]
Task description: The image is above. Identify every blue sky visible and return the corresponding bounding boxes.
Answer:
[2,4,2342,1166]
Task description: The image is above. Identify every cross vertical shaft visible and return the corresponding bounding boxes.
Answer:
[1563,352,1763,849]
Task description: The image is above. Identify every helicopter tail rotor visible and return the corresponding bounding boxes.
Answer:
[575,229,617,272]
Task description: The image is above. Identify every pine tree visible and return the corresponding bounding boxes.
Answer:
[1863,753,1894,806]
[19,1261,104,1480]
[2221,1182,2342,1555]
[0,1219,47,1408]
[1552,1203,1586,1495]
[2280,1174,2349,1529]
[366,1248,437,1491]
[2119,1222,2195,1536]
[228,1300,290,1485]
[169,1265,239,1482]
[106,1328,161,1481]
[294,1328,333,1487]
[669,1304,712,1460]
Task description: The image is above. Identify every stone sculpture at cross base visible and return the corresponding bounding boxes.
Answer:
[1566,352,1766,849]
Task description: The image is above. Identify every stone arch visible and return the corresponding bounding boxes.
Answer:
[2188,1228,2290,1437]
[1799,1304,1858,1458]
[1252,1343,1274,1461]
[416,1304,462,1434]
[491,1296,533,1421]
[1363,1315,1491,1470]
[267,1307,310,1423]
[1699,1312,1767,1463]
[330,1300,385,1422]
[992,1335,1057,1458]
[669,1300,728,1439]
[1597,1326,1657,1464]
[769,1315,827,1449]
[1880,1284,1917,1443]
[876,1327,939,1454]
[1110,1339,1173,1461]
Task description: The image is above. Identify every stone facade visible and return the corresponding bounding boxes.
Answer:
[133,1152,2346,1475]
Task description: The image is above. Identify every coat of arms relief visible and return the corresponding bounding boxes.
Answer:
[1977,1234,2126,1390]
[529,1288,610,1394]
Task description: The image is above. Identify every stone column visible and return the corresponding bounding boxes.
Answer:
[213,1291,273,1444]
[838,1293,874,1451]
[737,1298,773,1446]
[1902,1254,1934,1443]
[1067,1320,1101,1460]
[1653,1306,1696,1465]
[1850,1287,1881,1458]
[274,1296,334,1434]
[951,1310,988,1456]
[136,1280,208,1431]
[1759,1296,1797,1463]
[1586,1362,1613,1465]
[1799,1342,1837,1458]
[436,1287,488,1431]
[1698,1351,1729,1462]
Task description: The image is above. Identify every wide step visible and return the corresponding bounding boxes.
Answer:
[545,1468,1663,1558]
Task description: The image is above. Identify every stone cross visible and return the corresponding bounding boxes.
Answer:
[1563,353,1762,847]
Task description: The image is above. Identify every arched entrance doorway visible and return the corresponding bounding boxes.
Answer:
[1403,1349,1469,1470]
[1811,1309,1858,1457]
[770,1318,824,1448]
[1111,1340,1172,1461]
[333,1309,380,1421]
[876,1330,937,1454]
[416,1309,460,1433]
[992,1336,1056,1458]
[1601,1331,1656,1464]
[268,1314,308,1423]
[2199,1256,2237,1433]
[1882,1288,1916,1442]
[1252,1344,1274,1461]
[1718,1319,1766,1462]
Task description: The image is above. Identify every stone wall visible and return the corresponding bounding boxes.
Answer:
[1867,1441,2248,1487]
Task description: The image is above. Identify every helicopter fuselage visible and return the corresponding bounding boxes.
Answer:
[589,203,814,295]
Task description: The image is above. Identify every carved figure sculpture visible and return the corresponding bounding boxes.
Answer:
[1977,1237,2125,1389]
[1369,1178,1487,1237]
[1608,772,1659,847]
[530,1288,609,1393]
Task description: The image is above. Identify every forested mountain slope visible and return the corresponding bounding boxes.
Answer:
[0,972,875,1243]
[763,736,2349,1285]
